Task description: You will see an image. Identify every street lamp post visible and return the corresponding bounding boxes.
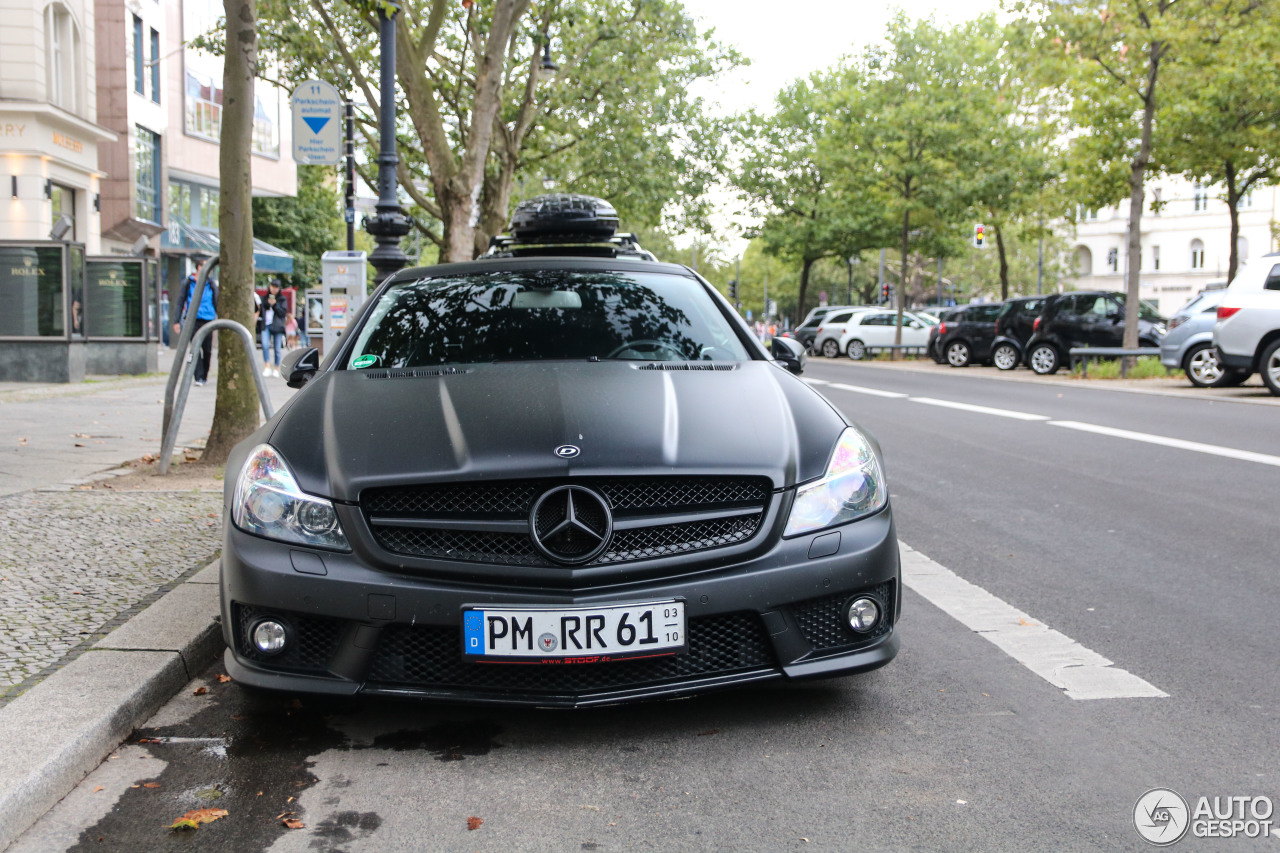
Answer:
[365,0,412,285]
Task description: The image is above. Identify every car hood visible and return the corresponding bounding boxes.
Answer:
[267,361,848,501]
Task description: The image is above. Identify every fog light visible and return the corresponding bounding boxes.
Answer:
[252,620,287,654]
[847,597,880,633]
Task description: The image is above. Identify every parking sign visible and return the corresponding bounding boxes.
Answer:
[291,80,343,165]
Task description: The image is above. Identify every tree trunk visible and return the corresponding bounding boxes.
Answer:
[1224,160,1241,285]
[994,222,1010,301]
[1122,43,1161,367]
[895,209,909,357]
[204,0,261,464]
[796,257,814,324]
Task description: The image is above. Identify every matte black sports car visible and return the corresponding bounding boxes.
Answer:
[221,195,899,707]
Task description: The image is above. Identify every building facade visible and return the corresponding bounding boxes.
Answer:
[1070,175,1279,316]
[1,0,296,381]
[0,0,114,250]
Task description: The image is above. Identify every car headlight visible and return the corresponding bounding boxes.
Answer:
[784,427,887,537]
[231,444,349,551]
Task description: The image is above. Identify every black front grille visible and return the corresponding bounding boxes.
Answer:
[362,476,771,569]
[789,583,895,653]
[367,612,775,695]
[376,528,547,566]
[234,604,343,674]
[598,513,761,564]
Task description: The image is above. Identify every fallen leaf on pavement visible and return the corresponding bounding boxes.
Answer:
[74,443,85,447]
[193,687,208,696]
[93,786,104,793]
[283,818,304,830]
[138,738,160,744]
[467,816,483,831]
[17,438,27,445]
[1017,617,1035,627]
[143,782,160,789]
[216,674,232,683]
[169,808,227,830]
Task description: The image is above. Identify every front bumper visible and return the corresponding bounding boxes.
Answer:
[220,507,901,707]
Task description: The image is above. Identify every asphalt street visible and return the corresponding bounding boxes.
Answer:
[13,361,1279,852]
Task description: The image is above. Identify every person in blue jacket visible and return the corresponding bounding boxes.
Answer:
[172,271,218,386]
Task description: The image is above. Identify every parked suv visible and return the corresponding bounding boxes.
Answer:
[934,303,1002,367]
[1214,253,1280,395]
[1024,291,1166,375]
[838,310,931,360]
[794,305,858,351]
[990,296,1048,370]
[1161,287,1247,387]
[813,307,877,358]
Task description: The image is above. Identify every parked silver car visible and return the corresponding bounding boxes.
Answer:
[1160,287,1247,387]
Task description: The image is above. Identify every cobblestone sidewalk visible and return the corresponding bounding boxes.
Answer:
[0,489,222,703]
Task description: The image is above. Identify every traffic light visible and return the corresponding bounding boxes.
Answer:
[973,223,986,248]
[728,279,738,300]
[882,282,890,303]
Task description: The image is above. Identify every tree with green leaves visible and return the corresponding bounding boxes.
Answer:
[1160,1,1280,283]
[252,0,737,261]
[826,15,997,351]
[1028,0,1260,353]
[732,73,889,322]
[252,166,345,286]
[204,0,262,464]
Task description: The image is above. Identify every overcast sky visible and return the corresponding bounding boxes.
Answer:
[682,0,1000,114]
[675,0,1000,250]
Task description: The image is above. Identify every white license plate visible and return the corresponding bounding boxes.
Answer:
[462,600,686,663]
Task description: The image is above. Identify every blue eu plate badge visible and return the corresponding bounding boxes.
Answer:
[464,610,485,653]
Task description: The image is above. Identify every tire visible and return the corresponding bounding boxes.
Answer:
[1261,339,1280,396]
[1183,343,1226,388]
[820,339,840,359]
[992,343,1019,371]
[1028,343,1060,375]
[945,340,971,367]
[845,339,867,360]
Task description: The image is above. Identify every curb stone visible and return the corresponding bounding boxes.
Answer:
[0,560,223,852]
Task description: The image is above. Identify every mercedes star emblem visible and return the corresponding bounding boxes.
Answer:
[529,485,612,564]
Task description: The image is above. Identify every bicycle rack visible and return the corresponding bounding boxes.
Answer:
[160,255,274,473]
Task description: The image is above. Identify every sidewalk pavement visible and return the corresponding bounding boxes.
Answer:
[0,354,296,850]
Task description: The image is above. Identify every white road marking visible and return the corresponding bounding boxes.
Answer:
[909,397,1050,421]
[899,541,1167,700]
[1049,420,1280,468]
[828,382,909,399]
[802,378,830,385]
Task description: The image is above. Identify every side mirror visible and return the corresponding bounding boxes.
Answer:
[280,346,320,388]
[770,336,806,375]
[909,320,922,329]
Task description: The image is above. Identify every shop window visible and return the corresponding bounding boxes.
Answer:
[0,246,65,336]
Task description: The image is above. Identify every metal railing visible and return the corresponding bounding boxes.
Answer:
[1068,346,1163,378]
[160,255,273,473]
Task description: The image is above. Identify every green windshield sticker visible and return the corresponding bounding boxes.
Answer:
[351,354,378,369]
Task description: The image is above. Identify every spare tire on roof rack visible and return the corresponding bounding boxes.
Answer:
[509,194,620,241]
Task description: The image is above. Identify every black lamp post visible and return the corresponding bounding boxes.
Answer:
[365,0,412,284]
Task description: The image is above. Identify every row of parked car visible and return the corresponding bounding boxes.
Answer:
[787,250,1280,395]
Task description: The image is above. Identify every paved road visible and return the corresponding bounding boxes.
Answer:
[14,362,1278,851]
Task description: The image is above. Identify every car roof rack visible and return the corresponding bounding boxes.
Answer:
[480,193,657,261]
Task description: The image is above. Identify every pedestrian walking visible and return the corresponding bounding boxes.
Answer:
[172,270,218,386]
[259,279,288,377]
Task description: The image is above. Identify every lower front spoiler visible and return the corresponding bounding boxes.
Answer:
[223,632,898,709]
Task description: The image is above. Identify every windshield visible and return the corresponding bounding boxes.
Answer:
[345,269,752,368]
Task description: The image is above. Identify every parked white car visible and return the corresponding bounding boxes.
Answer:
[837,310,932,360]
[812,307,880,358]
[1213,252,1280,395]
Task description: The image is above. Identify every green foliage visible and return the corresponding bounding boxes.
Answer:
[251,166,344,287]
[1072,355,1169,380]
